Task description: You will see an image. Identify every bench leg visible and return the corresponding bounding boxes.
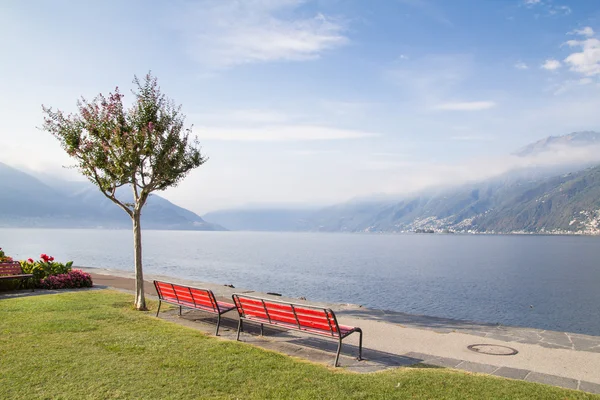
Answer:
[335,337,343,367]
[215,313,221,336]
[179,305,182,316]
[156,300,162,317]
[356,328,363,361]
[236,319,243,341]
[260,323,264,336]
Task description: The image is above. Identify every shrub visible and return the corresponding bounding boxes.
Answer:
[0,247,13,263]
[39,270,93,290]
[20,254,74,282]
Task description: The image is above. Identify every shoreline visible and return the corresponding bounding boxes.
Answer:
[79,265,600,345]
[4,263,597,392]
[75,266,600,391]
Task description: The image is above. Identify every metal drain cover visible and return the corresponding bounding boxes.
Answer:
[467,344,518,356]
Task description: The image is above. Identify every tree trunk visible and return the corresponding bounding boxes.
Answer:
[132,211,147,310]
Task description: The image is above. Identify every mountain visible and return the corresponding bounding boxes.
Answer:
[204,131,600,235]
[303,167,600,234]
[514,131,600,157]
[203,208,315,231]
[303,131,600,234]
[0,162,224,231]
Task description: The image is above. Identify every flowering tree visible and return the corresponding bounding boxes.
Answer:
[41,73,206,310]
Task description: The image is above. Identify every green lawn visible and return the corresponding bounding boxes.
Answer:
[0,290,597,400]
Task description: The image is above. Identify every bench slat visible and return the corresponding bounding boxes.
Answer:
[153,280,235,336]
[233,293,363,366]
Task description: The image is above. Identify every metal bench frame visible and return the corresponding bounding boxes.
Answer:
[154,280,236,335]
[232,293,363,367]
[0,262,34,291]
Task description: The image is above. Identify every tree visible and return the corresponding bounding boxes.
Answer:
[42,73,206,310]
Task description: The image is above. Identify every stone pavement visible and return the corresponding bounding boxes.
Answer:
[51,268,600,394]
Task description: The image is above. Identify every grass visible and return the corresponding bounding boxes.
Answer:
[0,290,597,400]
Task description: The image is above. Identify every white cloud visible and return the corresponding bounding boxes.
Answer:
[176,0,348,68]
[386,54,473,107]
[523,0,571,16]
[564,38,600,76]
[515,61,529,70]
[541,59,562,70]
[195,125,379,141]
[319,100,373,116]
[190,109,289,125]
[383,144,600,196]
[450,135,494,141]
[570,27,595,37]
[434,101,496,111]
[548,5,571,16]
[553,77,594,95]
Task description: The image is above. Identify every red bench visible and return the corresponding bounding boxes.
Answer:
[232,294,363,367]
[0,262,34,291]
[154,280,236,335]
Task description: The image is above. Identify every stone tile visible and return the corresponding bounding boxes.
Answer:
[486,334,522,343]
[579,381,600,394]
[455,361,498,374]
[492,367,530,380]
[459,330,489,338]
[539,331,574,348]
[525,372,578,390]
[425,357,463,368]
[569,336,600,351]
[402,352,435,362]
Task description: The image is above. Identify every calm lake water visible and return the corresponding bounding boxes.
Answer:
[1,229,599,336]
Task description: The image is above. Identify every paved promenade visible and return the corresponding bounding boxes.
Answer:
[79,268,600,394]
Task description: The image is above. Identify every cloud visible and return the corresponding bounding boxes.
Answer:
[434,101,496,111]
[190,109,289,125]
[541,59,562,70]
[195,125,379,141]
[396,0,453,27]
[564,38,600,76]
[382,144,600,196]
[569,27,595,37]
[386,54,473,106]
[514,62,529,70]
[548,5,571,16]
[176,0,348,68]
[450,135,494,141]
[523,0,571,16]
[319,100,373,116]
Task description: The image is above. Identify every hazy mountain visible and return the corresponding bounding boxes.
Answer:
[514,131,600,157]
[0,162,224,231]
[303,168,600,234]
[303,131,600,234]
[205,131,600,235]
[203,208,315,231]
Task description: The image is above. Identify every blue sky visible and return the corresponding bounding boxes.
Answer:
[1,0,600,213]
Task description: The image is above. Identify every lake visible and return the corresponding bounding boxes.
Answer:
[1,229,599,336]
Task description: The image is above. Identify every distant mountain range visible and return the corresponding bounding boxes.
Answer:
[204,131,600,235]
[203,208,315,231]
[0,162,224,231]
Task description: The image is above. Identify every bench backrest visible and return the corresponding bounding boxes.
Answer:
[0,262,23,276]
[154,281,219,312]
[232,294,341,337]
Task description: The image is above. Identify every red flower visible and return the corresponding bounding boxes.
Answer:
[48,256,55,262]
[28,258,34,263]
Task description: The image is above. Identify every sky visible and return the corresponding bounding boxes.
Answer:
[1,0,600,214]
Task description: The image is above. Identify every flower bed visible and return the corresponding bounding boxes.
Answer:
[0,247,13,263]
[39,269,93,290]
